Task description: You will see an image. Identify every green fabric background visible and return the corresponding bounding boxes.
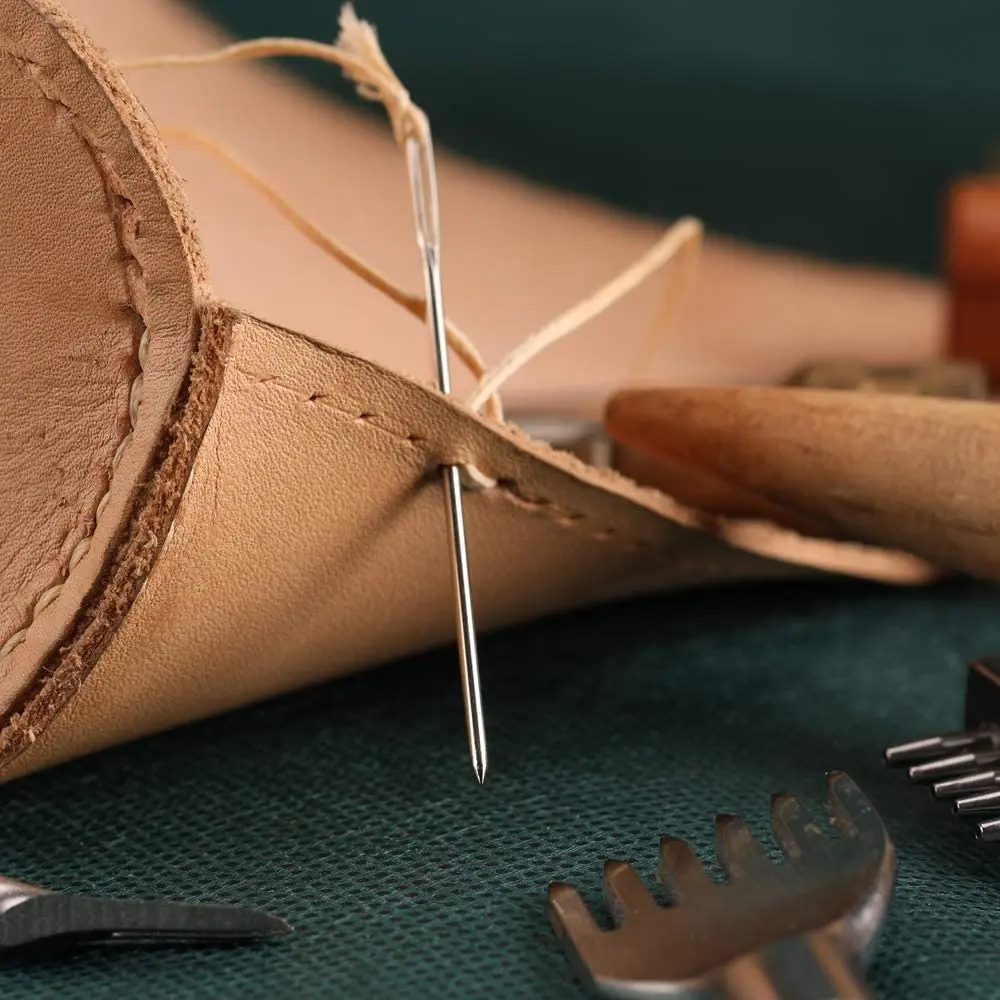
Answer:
[2,580,1000,998]
[191,0,1000,274]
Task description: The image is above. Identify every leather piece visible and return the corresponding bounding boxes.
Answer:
[0,0,205,717]
[947,176,1000,385]
[2,312,837,778]
[0,0,940,776]
[0,45,136,649]
[606,386,1000,579]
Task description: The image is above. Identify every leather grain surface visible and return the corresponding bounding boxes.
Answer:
[0,44,136,650]
[0,0,205,718]
[4,313,804,777]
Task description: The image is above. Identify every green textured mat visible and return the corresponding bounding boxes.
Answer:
[2,579,1000,998]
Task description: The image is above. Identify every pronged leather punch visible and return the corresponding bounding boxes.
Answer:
[885,655,1000,841]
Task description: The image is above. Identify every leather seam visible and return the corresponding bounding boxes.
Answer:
[0,47,147,661]
[234,366,652,553]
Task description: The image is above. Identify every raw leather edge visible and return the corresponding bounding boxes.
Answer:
[0,301,232,763]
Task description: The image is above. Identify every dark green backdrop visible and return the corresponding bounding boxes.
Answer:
[193,0,1000,274]
[3,580,1000,998]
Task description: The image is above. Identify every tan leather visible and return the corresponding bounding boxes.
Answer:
[0,0,941,778]
[0,0,207,710]
[58,0,942,413]
[6,309,942,778]
[0,314,777,776]
[607,386,1000,579]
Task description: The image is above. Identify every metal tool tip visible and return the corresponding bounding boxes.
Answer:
[907,752,976,782]
[167,904,293,942]
[255,913,294,938]
[474,758,488,785]
[976,818,1000,842]
[932,770,999,799]
[884,737,946,764]
[954,789,1000,816]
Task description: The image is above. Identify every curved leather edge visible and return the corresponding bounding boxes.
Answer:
[0,0,209,711]
[0,302,231,766]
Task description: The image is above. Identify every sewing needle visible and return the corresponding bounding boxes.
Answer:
[404,133,488,785]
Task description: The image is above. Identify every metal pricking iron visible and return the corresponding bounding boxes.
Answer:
[548,772,894,998]
[885,655,1000,841]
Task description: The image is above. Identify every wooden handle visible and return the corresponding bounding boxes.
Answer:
[605,385,1000,581]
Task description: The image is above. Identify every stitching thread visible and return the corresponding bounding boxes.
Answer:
[0,50,147,661]
[237,367,652,553]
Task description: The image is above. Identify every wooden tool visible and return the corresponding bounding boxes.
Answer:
[605,379,1000,582]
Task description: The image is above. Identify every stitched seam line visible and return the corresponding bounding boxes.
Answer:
[0,49,147,661]
[235,367,653,553]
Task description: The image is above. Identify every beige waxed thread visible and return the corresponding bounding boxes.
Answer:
[459,464,498,491]
[233,365,651,548]
[160,132,699,427]
[627,215,705,385]
[0,55,150,663]
[121,13,508,417]
[157,125,503,422]
[466,218,703,412]
[121,5,703,427]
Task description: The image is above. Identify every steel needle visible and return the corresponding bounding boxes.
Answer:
[404,132,488,784]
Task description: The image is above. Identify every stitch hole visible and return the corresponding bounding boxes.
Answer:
[356,411,376,422]
[305,392,326,403]
[406,433,426,445]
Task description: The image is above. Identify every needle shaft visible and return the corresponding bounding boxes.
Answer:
[405,134,488,784]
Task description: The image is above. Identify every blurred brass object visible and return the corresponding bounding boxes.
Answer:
[785,359,988,399]
[947,176,1000,388]
[549,773,892,999]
